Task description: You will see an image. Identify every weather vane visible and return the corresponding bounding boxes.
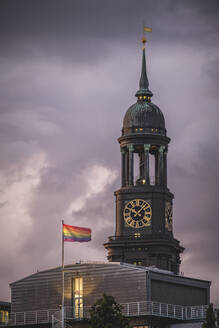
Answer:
[142,26,152,49]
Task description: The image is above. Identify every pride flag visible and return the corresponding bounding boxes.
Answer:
[63,224,91,242]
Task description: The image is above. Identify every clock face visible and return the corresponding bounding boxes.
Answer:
[165,202,173,232]
[123,199,152,229]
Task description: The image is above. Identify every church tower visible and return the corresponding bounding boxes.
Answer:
[104,32,184,274]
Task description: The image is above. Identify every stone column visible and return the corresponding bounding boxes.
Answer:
[158,146,165,185]
[144,144,150,184]
[163,148,167,187]
[139,152,144,179]
[155,151,159,186]
[120,147,126,187]
[125,150,129,186]
[128,144,134,185]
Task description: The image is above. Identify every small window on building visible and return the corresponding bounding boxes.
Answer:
[73,277,83,318]
[134,233,141,239]
[133,260,142,266]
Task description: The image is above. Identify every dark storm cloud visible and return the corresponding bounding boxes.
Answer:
[1,0,219,61]
[0,0,219,306]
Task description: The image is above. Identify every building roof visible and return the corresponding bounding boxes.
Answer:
[10,261,211,287]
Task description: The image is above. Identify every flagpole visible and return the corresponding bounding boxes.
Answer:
[61,219,64,328]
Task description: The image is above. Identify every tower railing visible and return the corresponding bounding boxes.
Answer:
[108,234,175,242]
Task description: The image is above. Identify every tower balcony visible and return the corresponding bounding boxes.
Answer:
[104,234,184,273]
[108,234,174,242]
[105,234,184,254]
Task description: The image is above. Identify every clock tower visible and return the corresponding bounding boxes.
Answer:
[104,33,184,274]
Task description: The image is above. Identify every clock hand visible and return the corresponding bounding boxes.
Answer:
[130,208,138,215]
[134,204,147,217]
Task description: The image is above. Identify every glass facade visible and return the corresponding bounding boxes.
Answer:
[73,277,83,318]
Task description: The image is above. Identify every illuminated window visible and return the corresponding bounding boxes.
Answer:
[151,128,154,132]
[73,277,83,318]
[133,326,149,328]
[133,260,142,265]
[0,311,9,324]
[134,233,141,239]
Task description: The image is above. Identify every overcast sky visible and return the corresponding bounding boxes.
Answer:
[0,0,219,306]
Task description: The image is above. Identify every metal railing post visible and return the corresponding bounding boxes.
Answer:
[159,303,161,316]
[52,314,54,328]
[137,302,140,316]
[191,307,194,319]
[61,306,64,328]
[24,312,26,325]
[36,311,37,324]
[201,306,204,319]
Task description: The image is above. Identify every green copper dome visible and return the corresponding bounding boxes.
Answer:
[123,101,166,136]
[122,44,166,137]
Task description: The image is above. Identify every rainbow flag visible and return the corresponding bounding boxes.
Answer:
[63,224,91,242]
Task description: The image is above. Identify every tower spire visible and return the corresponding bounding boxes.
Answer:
[135,27,153,101]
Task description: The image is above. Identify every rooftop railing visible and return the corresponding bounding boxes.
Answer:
[2,302,208,326]
[2,309,57,326]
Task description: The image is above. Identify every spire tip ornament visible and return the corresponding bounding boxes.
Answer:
[142,26,152,49]
[135,26,153,101]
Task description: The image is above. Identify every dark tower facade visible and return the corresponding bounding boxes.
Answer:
[104,36,184,274]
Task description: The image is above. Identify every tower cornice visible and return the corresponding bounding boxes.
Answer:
[118,134,170,148]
